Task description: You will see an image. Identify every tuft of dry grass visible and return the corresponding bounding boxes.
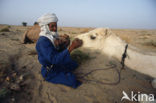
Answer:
[0,27,10,32]
[71,32,76,34]
[28,50,37,55]
[142,40,156,47]
[80,28,90,33]
[118,35,131,43]
[71,49,90,64]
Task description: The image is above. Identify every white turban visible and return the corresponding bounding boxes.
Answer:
[37,13,59,47]
[37,13,58,26]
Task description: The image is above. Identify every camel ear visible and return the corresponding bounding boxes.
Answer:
[101,28,112,38]
[101,28,109,36]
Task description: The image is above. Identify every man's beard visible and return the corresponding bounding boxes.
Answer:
[50,31,59,38]
[50,32,60,50]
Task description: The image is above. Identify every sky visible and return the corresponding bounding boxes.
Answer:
[0,0,156,29]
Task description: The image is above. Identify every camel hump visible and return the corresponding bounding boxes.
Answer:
[22,24,41,44]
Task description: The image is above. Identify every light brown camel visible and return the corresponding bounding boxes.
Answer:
[22,24,40,43]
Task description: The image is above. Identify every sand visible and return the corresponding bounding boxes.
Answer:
[0,25,156,103]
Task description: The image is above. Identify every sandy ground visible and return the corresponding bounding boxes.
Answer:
[0,25,156,103]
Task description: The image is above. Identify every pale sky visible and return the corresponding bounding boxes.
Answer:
[0,0,156,29]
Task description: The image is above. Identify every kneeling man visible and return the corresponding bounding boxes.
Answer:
[36,13,82,88]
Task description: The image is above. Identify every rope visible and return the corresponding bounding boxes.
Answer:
[121,44,128,69]
[76,44,128,85]
[76,64,121,85]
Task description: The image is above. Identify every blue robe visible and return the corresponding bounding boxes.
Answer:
[36,36,81,88]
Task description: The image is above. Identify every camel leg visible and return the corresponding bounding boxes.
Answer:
[21,31,28,44]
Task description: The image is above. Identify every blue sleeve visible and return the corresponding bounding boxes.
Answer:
[38,39,72,65]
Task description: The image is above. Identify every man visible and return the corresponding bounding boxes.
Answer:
[36,13,83,88]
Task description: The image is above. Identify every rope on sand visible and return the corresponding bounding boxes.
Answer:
[76,44,128,85]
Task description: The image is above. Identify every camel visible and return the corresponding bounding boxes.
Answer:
[22,24,40,43]
[76,28,156,81]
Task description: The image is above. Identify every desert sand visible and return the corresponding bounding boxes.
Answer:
[0,24,156,103]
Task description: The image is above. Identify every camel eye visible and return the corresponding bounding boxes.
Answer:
[90,35,96,40]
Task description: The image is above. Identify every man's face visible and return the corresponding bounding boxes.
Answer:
[48,22,57,32]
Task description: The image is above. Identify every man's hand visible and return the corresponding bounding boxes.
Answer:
[71,38,83,49]
[54,34,71,51]
[60,34,69,39]
[59,34,70,46]
[68,38,83,53]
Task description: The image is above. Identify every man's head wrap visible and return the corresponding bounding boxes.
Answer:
[37,13,58,26]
